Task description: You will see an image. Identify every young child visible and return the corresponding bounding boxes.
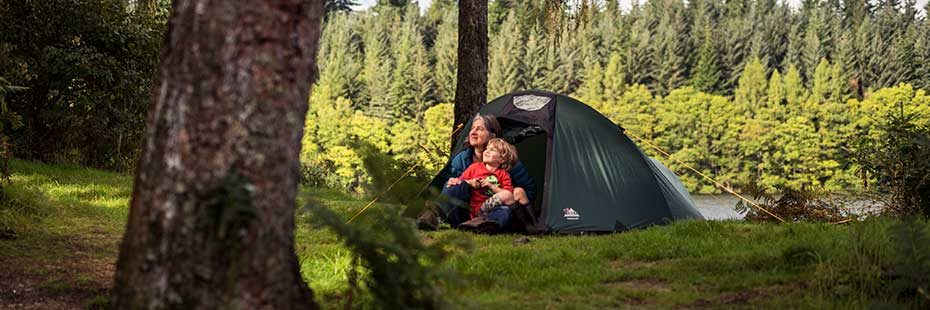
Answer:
[457,138,518,218]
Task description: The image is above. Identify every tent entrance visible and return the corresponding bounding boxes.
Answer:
[499,118,549,209]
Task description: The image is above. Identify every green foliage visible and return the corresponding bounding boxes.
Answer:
[488,10,523,100]
[521,27,548,90]
[654,87,737,193]
[733,57,768,116]
[432,9,458,104]
[325,0,359,17]
[885,220,930,306]
[853,87,930,216]
[317,13,362,103]
[308,203,470,310]
[0,0,166,170]
[691,28,721,93]
[8,0,929,180]
[650,0,688,96]
[0,77,26,184]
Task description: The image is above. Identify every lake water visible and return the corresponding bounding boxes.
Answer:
[692,195,745,220]
[690,194,881,220]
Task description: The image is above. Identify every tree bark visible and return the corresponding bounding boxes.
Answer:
[452,0,487,151]
[111,0,323,308]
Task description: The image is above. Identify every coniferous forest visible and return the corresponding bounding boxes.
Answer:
[2,0,929,195]
[305,0,930,194]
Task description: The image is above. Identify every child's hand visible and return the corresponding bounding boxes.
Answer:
[478,178,496,189]
[464,178,480,188]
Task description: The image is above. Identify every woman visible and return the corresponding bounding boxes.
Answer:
[418,114,534,232]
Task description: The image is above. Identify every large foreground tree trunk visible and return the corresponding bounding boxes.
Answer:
[452,0,487,150]
[111,0,323,308]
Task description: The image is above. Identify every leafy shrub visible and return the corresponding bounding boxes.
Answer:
[307,203,470,309]
[1,0,167,171]
[854,99,930,217]
[884,220,930,307]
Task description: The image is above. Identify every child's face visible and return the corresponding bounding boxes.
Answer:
[482,148,503,167]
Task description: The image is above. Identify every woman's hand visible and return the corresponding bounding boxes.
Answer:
[446,177,462,187]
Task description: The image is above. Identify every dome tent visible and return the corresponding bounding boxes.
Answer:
[426,91,703,233]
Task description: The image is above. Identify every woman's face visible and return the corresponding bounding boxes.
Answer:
[468,118,492,148]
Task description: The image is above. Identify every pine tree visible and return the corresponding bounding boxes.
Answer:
[809,58,832,104]
[915,17,930,91]
[844,0,870,29]
[488,0,513,35]
[854,17,877,90]
[453,0,489,147]
[801,8,825,84]
[890,27,917,87]
[388,6,423,121]
[783,64,807,115]
[868,2,904,89]
[749,0,790,70]
[547,26,582,94]
[487,10,523,99]
[317,13,361,103]
[602,52,626,102]
[577,4,602,70]
[598,0,627,59]
[691,27,721,93]
[574,61,604,104]
[652,0,688,96]
[433,9,458,104]
[733,57,768,117]
[361,11,394,118]
[410,24,434,118]
[835,27,863,98]
[719,14,752,93]
[522,27,548,90]
[828,60,849,102]
[626,9,656,88]
[782,21,804,70]
[765,69,787,121]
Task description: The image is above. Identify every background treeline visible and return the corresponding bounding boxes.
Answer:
[1,0,928,195]
[306,0,930,194]
[0,0,169,171]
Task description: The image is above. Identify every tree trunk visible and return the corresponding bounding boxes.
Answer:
[111,0,323,308]
[452,0,487,151]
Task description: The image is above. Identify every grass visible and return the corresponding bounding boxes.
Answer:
[1,159,926,309]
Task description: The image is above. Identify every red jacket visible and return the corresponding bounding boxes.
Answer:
[459,162,513,217]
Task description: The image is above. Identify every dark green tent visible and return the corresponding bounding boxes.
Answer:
[430,91,704,233]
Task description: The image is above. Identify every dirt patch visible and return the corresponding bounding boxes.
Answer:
[602,277,672,293]
[0,230,120,309]
[608,258,677,270]
[682,284,803,309]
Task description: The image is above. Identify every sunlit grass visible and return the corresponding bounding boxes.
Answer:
[1,159,924,309]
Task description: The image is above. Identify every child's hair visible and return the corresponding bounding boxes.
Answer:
[485,138,518,170]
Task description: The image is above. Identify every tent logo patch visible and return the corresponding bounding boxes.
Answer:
[513,95,550,111]
[563,208,580,221]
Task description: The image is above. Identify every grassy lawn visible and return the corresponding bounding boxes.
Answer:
[0,160,924,309]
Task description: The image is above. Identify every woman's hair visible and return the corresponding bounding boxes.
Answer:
[461,114,503,149]
[485,138,518,170]
[474,114,502,139]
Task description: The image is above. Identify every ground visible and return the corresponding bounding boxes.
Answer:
[0,160,922,309]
